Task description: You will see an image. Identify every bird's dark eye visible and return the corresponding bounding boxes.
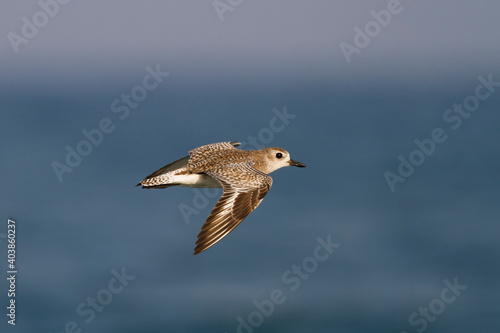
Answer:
[276,153,283,159]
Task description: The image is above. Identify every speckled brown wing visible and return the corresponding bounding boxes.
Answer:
[189,141,240,157]
[188,141,240,165]
[193,162,273,255]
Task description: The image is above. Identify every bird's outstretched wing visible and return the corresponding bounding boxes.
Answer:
[194,162,272,255]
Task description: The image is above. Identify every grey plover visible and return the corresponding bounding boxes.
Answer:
[137,141,306,255]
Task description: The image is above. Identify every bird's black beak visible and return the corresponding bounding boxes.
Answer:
[289,159,306,167]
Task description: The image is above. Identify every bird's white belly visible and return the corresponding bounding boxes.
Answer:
[174,173,222,188]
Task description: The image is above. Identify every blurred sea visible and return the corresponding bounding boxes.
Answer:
[1,77,499,333]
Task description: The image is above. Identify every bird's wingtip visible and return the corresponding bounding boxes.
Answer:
[193,245,205,255]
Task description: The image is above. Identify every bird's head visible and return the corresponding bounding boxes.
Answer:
[257,147,306,174]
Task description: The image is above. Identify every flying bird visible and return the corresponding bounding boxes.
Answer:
[137,141,306,255]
